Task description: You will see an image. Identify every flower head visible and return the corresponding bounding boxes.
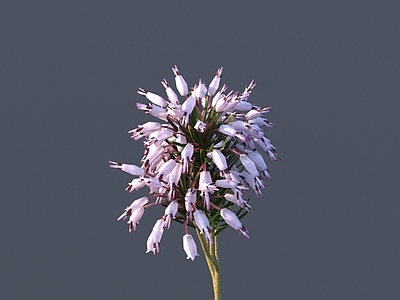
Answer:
[110,66,279,260]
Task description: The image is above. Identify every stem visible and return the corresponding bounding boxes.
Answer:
[196,229,221,300]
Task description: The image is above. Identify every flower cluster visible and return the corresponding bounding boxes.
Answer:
[110,66,278,260]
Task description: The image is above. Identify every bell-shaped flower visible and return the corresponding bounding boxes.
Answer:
[180,143,194,174]
[245,109,263,120]
[168,163,182,200]
[117,196,149,221]
[228,120,251,131]
[161,78,179,106]
[198,171,218,210]
[255,137,279,161]
[219,124,247,142]
[137,88,167,108]
[172,65,188,96]
[184,188,197,220]
[210,149,232,181]
[208,67,223,96]
[244,124,264,139]
[240,80,256,101]
[193,210,212,244]
[125,177,147,193]
[182,95,196,114]
[240,171,263,198]
[183,234,199,261]
[146,219,164,255]
[128,121,162,140]
[220,208,250,238]
[215,179,238,189]
[234,100,253,111]
[247,150,272,180]
[109,161,145,176]
[136,103,167,121]
[141,144,164,169]
[211,84,227,106]
[181,95,196,126]
[155,159,177,182]
[169,163,182,186]
[224,190,252,211]
[215,92,234,113]
[163,201,179,229]
[127,206,145,232]
[148,128,174,146]
[239,154,260,177]
[167,105,185,119]
[193,79,207,99]
[248,116,274,128]
[143,177,166,194]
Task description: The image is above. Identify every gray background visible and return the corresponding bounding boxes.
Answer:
[1,1,399,299]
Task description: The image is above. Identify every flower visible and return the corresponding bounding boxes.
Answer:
[220,208,250,238]
[182,234,199,261]
[110,65,278,260]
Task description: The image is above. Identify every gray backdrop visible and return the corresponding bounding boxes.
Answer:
[2,1,399,299]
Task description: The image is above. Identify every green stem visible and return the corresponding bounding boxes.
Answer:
[196,229,221,300]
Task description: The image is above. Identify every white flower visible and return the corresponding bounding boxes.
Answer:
[184,188,197,220]
[163,201,179,229]
[210,149,232,181]
[117,196,149,221]
[220,208,250,238]
[148,128,174,146]
[155,159,177,181]
[198,171,218,210]
[247,150,272,180]
[108,161,144,176]
[255,137,279,161]
[234,100,253,111]
[224,190,252,211]
[180,143,194,174]
[248,117,274,128]
[239,154,260,177]
[172,65,188,96]
[146,219,164,255]
[125,178,146,193]
[161,78,179,106]
[183,234,199,261]
[127,206,144,232]
[211,84,227,106]
[141,144,164,169]
[240,170,263,198]
[208,67,223,96]
[168,163,182,200]
[193,210,213,244]
[136,103,167,121]
[219,124,247,142]
[193,79,207,99]
[128,121,162,140]
[137,88,167,108]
